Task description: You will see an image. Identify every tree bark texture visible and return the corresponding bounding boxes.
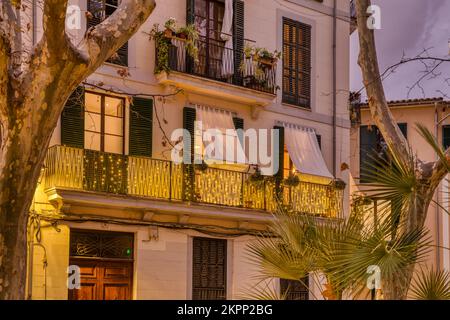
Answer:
[0,0,155,299]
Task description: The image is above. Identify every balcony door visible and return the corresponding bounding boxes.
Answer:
[84,92,125,154]
[84,92,127,194]
[193,0,226,79]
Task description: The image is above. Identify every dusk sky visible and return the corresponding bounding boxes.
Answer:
[350,0,450,101]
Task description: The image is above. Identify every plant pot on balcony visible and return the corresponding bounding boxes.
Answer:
[176,31,188,40]
[254,55,277,67]
[164,28,176,39]
[283,174,300,187]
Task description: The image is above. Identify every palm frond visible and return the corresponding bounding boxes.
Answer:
[410,267,450,300]
[416,123,450,172]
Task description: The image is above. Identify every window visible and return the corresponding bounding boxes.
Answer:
[192,237,227,300]
[360,123,407,182]
[280,277,309,300]
[443,125,450,150]
[87,0,128,66]
[282,18,311,108]
[282,135,321,178]
[84,92,125,154]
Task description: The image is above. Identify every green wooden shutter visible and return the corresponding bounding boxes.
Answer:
[129,97,153,157]
[443,126,450,150]
[274,126,284,197]
[61,87,85,148]
[185,0,196,73]
[316,134,322,149]
[186,0,195,25]
[360,126,377,183]
[398,123,407,139]
[233,117,244,147]
[183,107,196,201]
[233,0,245,86]
[183,107,196,163]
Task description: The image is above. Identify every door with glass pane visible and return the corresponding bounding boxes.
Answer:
[194,0,226,79]
[84,92,127,193]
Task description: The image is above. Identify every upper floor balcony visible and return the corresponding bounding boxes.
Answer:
[153,21,278,109]
[42,145,343,219]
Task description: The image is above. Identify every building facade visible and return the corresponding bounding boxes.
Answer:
[349,98,450,275]
[29,0,351,300]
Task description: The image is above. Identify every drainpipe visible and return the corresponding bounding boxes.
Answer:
[332,0,337,176]
[26,223,35,300]
[435,101,441,271]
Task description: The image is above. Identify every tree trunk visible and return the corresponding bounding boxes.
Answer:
[0,107,51,299]
[0,0,156,299]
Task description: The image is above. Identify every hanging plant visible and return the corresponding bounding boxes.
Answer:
[194,161,208,172]
[149,19,199,74]
[283,174,300,187]
[330,178,346,190]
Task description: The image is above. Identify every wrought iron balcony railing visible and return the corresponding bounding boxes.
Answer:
[43,146,343,218]
[158,36,277,95]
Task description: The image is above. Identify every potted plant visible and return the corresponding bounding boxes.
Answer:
[253,47,282,67]
[283,173,300,187]
[164,17,177,38]
[149,21,200,74]
[330,178,346,190]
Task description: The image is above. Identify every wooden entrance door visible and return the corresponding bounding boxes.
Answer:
[68,259,133,300]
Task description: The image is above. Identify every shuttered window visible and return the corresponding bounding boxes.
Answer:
[280,277,309,300]
[360,123,407,182]
[233,117,244,147]
[443,125,450,150]
[233,0,245,85]
[87,0,128,66]
[192,237,227,300]
[61,87,85,148]
[183,107,196,201]
[282,18,311,108]
[183,107,196,163]
[129,98,153,157]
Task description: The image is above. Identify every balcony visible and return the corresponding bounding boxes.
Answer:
[155,36,277,111]
[42,146,343,218]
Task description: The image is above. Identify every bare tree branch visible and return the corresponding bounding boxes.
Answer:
[356,0,410,164]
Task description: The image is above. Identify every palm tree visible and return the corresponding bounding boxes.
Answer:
[246,124,449,300]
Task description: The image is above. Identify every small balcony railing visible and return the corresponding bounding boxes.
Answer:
[160,36,277,95]
[43,146,343,218]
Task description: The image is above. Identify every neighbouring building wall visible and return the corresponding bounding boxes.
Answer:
[350,104,450,270]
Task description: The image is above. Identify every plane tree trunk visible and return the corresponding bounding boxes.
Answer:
[0,0,156,299]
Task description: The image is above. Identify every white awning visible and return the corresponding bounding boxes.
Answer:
[195,105,246,164]
[278,121,333,179]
